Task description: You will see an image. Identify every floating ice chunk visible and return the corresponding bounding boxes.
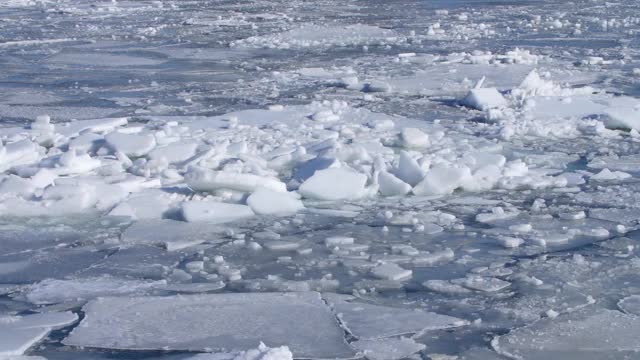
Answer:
[186,168,287,193]
[0,312,77,356]
[602,107,640,131]
[292,156,339,182]
[590,168,631,181]
[181,201,254,223]
[377,171,411,197]
[399,128,429,149]
[0,140,41,172]
[618,295,640,316]
[299,168,367,201]
[63,292,354,359]
[122,219,226,251]
[370,263,412,281]
[104,131,156,157]
[393,151,424,186]
[412,165,471,196]
[108,190,172,220]
[49,150,101,175]
[458,276,511,292]
[461,88,506,111]
[495,236,524,249]
[492,310,640,359]
[23,276,165,305]
[311,109,339,122]
[325,296,467,340]
[325,236,355,247]
[187,342,293,360]
[422,280,471,295]
[352,338,425,360]
[247,188,304,216]
[68,132,103,153]
[148,142,198,163]
[31,114,54,133]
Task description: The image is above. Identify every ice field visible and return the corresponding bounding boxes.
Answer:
[1,0,640,359]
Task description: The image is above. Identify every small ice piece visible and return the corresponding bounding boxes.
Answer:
[495,236,524,249]
[0,312,77,356]
[63,292,354,359]
[0,139,40,172]
[298,168,367,201]
[602,107,640,131]
[31,114,54,132]
[105,131,156,157]
[246,188,304,216]
[326,296,467,340]
[181,202,254,223]
[185,168,287,193]
[352,338,425,360]
[590,168,632,181]
[459,276,510,292]
[558,211,586,220]
[370,263,412,281]
[492,310,640,359]
[393,151,424,186]
[122,219,226,251]
[422,280,471,295]
[186,342,293,360]
[325,236,355,247]
[377,171,411,197]
[148,142,198,163]
[461,88,507,111]
[618,295,640,316]
[412,165,471,196]
[263,241,300,251]
[399,128,429,149]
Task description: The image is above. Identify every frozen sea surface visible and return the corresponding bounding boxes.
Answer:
[2,0,640,359]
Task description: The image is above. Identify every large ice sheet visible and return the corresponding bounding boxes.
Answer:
[0,312,77,356]
[325,295,467,340]
[493,310,640,359]
[63,292,355,359]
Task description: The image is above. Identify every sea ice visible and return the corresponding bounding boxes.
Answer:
[63,292,354,359]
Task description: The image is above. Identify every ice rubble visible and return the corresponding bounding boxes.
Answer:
[0,98,587,227]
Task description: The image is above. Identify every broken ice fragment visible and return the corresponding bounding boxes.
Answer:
[181,201,254,223]
[299,168,367,201]
[370,263,412,281]
[104,131,156,157]
[493,310,640,359]
[461,88,506,111]
[246,188,304,216]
